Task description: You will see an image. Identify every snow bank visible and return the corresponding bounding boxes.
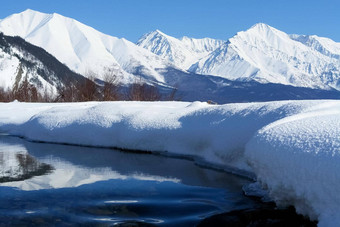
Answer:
[245,101,340,226]
[0,100,340,225]
[0,100,314,172]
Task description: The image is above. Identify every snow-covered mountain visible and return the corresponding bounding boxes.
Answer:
[290,34,340,59]
[0,32,87,95]
[137,30,224,69]
[190,23,340,90]
[1,9,340,101]
[0,9,173,84]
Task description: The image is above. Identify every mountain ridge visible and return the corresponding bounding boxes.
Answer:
[1,9,340,103]
[136,29,224,69]
[0,31,88,97]
[0,9,174,85]
[189,23,340,90]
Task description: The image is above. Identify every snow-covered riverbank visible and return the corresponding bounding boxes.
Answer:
[1,100,339,226]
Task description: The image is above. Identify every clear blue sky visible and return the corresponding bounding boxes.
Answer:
[1,0,340,42]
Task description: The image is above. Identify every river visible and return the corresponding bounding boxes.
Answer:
[0,135,314,226]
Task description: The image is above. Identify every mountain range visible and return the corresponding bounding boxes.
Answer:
[139,23,340,90]
[0,9,340,103]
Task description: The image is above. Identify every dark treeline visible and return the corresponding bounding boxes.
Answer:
[0,76,179,103]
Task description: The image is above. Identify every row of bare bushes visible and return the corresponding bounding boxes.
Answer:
[0,73,179,103]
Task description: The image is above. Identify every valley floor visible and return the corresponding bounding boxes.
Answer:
[0,100,339,226]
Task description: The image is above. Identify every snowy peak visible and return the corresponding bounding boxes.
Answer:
[248,22,275,32]
[290,34,340,59]
[231,23,294,52]
[2,10,340,93]
[137,29,177,58]
[137,30,224,69]
[180,36,225,53]
[0,9,173,84]
[192,23,340,90]
[244,23,287,38]
[0,9,53,38]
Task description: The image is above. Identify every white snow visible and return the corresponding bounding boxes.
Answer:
[191,23,340,90]
[245,101,340,226]
[136,23,340,91]
[0,100,315,172]
[2,10,340,92]
[137,30,224,69]
[0,99,340,226]
[0,9,172,83]
[0,33,61,94]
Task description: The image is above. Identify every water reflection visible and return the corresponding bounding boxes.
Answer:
[0,135,260,226]
[0,135,249,191]
[0,152,53,183]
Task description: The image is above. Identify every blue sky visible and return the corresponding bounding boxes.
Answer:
[1,0,340,42]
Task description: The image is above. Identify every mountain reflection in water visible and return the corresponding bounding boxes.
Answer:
[0,135,250,191]
[0,135,263,226]
[0,151,53,183]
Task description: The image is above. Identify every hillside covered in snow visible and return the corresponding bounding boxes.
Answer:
[0,32,88,97]
[137,29,224,69]
[138,24,340,91]
[1,9,340,93]
[0,100,340,226]
[190,23,340,90]
[0,9,172,84]
[1,9,340,103]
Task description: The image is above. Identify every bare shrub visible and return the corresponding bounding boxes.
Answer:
[128,77,161,101]
[102,68,120,101]
[12,76,40,102]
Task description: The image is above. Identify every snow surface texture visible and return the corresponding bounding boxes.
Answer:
[0,100,339,225]
[245,101,340,226]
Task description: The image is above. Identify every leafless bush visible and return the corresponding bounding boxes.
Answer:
[0,69,181,103]
[12,76,40,102]
[128,77,161,101]
[55,82,80,102]
[102,68,120,101]
[0,87,12,102]
[78,77,98,101]
[56,71,98,102]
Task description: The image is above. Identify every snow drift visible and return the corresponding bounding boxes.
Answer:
[246,102,340,226]
[0,100,339,226]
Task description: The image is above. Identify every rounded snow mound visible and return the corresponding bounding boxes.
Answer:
[245,101,340,226]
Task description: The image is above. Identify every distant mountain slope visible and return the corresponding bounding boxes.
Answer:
[189,23,340,90]
[158,68,340,104]
[0,32,87,95]
[290,34,340,59]
[137,30,224,69]
[1,9,340,103]
[0,9,173,84]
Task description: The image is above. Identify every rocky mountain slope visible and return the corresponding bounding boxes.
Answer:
[0,32,87,96]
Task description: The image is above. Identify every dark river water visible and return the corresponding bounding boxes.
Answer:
[0,135,273,226]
